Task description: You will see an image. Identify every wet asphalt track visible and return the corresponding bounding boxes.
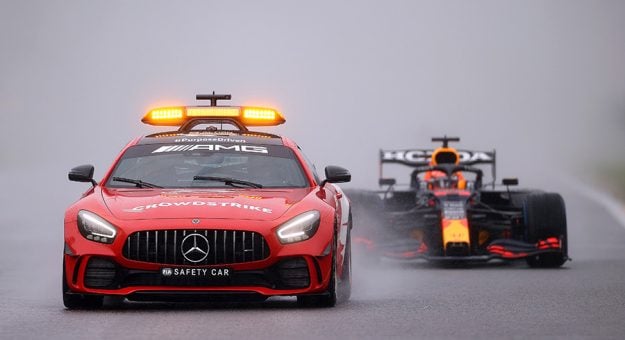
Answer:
[1,171,625,339]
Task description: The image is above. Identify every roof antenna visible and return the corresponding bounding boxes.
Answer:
[196,91,232,106]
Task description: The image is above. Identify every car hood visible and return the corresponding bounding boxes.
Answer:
[101,188,313,221]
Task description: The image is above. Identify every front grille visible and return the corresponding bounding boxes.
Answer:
[122,229,270,265]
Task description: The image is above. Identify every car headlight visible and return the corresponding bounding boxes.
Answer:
[276,210,320,244]
[77,210,117,244]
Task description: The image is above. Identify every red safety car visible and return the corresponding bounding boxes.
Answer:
[63,94,352,308]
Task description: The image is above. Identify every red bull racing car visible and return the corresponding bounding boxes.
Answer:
[348,136,568,267]
[63,94,352,308]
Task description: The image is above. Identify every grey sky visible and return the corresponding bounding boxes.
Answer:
[1,0,624,190]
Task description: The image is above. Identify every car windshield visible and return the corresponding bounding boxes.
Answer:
[106,143,309,189]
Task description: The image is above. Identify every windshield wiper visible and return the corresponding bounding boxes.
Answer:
[112,177,162,189]
[193,176,263,189]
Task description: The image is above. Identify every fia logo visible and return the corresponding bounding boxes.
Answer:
[161,268,173,277]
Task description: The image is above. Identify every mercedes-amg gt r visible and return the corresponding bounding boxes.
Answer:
[63,94,352,308]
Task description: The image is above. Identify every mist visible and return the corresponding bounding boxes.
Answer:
[1,0,625,300]
[2,1,624,181]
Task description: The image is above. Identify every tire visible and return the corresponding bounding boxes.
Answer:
[298,228,348,308]
[509,191,532,209]
[297,262,337,307]
[523,193,568,268]
[62,258,103,309]
[338,225,352,302]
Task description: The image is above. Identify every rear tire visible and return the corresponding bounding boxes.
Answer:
[63,258,103,309]
[523,193,568,268]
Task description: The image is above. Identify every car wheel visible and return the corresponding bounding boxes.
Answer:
[62,258,103,309]
[297,231,340,307]
[523,193,568,268]
[337,225,352,302]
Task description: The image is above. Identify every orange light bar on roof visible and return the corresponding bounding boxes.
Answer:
[142,106,285,127]
[187,107,240,117]
[145,107,184,124]
[241,107,285,126]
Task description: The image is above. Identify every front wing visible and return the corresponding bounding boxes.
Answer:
[355,236,564,262]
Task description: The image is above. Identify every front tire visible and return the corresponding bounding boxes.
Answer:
[298,225,352,307]
[297,264,338,308]
[62,258,103,309]
[296,261,338,307]
[337,228,352,301]
[523,193,568,268]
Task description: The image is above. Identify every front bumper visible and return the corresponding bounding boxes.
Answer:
[64,209,338,299]
[64,252,332,298]
[64,223,335,299]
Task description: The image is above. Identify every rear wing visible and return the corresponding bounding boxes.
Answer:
[379,149,497,188]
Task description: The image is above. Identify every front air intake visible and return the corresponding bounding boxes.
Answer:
[275,258,310,289]
[445,242,470,256]
[84,258,117,288]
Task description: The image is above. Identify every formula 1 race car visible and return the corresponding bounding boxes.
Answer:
[63,94,352,308]
[347,136,568,267]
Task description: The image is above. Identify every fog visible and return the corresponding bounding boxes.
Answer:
[2,1,624,184]
[1,1,625,294]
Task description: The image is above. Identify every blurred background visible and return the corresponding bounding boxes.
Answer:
[1,0,624,233]
[2,4,625,336]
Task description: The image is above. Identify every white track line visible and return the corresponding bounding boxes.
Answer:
[560,175,625,230]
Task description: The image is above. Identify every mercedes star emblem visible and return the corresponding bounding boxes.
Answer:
[180,233,210,263]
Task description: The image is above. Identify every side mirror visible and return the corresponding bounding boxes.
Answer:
[69,164,97,186]
[321,165,351,187]
[502,178,519,186]
[379,178,396,186]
